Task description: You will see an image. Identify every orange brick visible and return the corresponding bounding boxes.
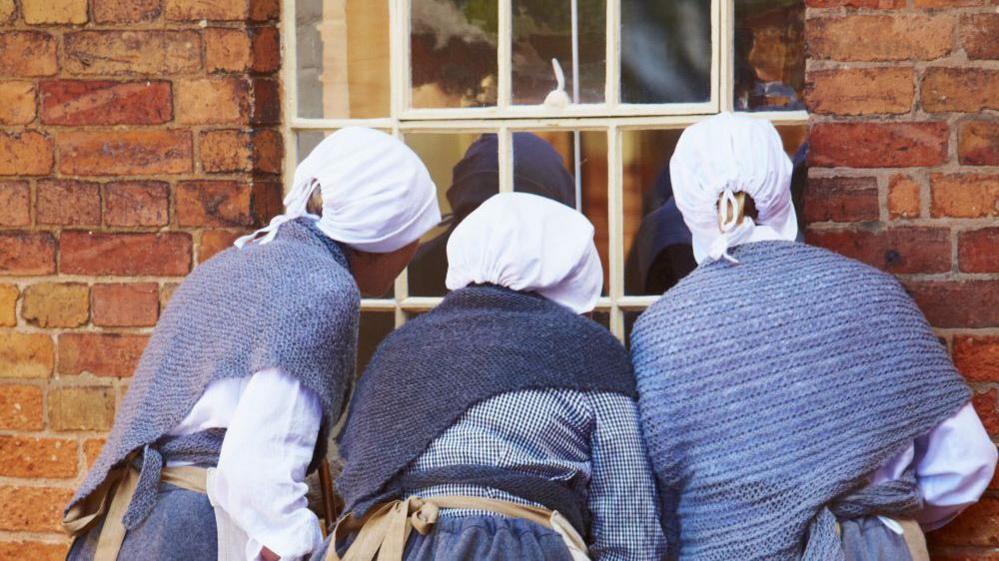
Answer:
[36,180,101,227]
[176,181,253,227]
[64,30,202,76]
[249,0,279,21]
[40,80,172,126]
[806,227,952,274]
[959,228,999,273]
[93,0,162,23]
[57,130,192,176]
[803,177,879,223]
[931,174,999,218]
[807,15,954,62]
[205,28,252,72]
[160,283,179,309]
[0,233,55,275]
[251,79,280,125]
[914,0,979,6]
[199,230,243,262]
[0,82,36,125]
[83,438,105,469]
[21,0,87,24]
[200,130,251,173]
[0,0,14,22]
[959,121,998,166]
[21,283,89,329]
[888,175,921,219]
[0,436,77,478]
[251,26,280,73]
[963,14,999,60]
[0,131,54,176]
[48,386,115,431]
[0,182,30,227]
[0,541,69,561]
[0,486,74,532]
[165,0,249,21]
[806,68,913,116]
[0,333,54,379]
[923,68,999,113]
[176,78,250,125]
[0,285,16,327]
[0,384,43,430]
[805,0,904,5]
[954,335,999,383]
[61,231,192,276]
[810,122,949,168]
[58,333,148,377]
[0,32,58,77]
[103,181,170,227]
[91,284,159,327]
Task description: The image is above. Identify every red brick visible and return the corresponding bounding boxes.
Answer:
[807,227,951,274]
[0,333,54,379]
[251,79,280,125]
[205,28,252,72]
[103,181,170,228]
[176,181,253,227]
[807,15,955,62]
[0,233,55,275]
[64,30,202,76]
[58,333,148,377]
[35,180,101,227]
[0,541,70,561]
[175,78,250,125]
[905,280,999,328]
[0,486,73,532]
[963,14,999,60]
[805,0,905,6]
[959,228,999,273]
[93,0,162,23]
[40,80,172,126]
[972,390,999,438]
[959,121,999,166]
[888,175,921,219]
[21,283,89,329]
[0,182,30,227]
[200,129,282,174]
[954,336,999,383]
[0,82,36,125]
[0,436,77,478]
[199,230,243,262]
[810,122,948,168]
[806,68,913,116]
[61,231,192,276]
[0,32,58,77]
[252,179,282,224]
[48,386,115,431]
[252,129,282,175]
[914,0,979,6]
[165,0,248,21]
[251,26,280,73]
[923,68,999,113]
[249,0,278,21]
[0,385,44,430]
[931,174,999,218]
[0,131,54,176]
[92,283,159,327]
[803,177,879,223]
[58,130,192,176]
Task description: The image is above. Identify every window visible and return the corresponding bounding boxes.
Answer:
[286,0,807,351]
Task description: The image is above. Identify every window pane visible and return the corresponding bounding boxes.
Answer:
[592,311,610,330]
[357,312,395,375]
[512,0,606,105]
[404,132,495,296]
[734,0,805,112]
[513,130,609,296]
[297,0,391,119]
[411,0,498,108]
[620,0,711,104]
[624,310,641,349]
[296,131,330,164]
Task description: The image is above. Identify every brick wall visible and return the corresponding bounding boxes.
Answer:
[0,0,282,557]
[803,0,999,557]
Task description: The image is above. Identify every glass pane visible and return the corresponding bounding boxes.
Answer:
[411,0,498,108]
[512,0,606,105]
[356,312,395,375]
[513,130,609,296]
[734,0,805,112]
[296,131,330,164]
[405,132,495,296]
[620,0,711,104]
[624,310,642,350]
[297,0,391,118]
[591,311,610,330]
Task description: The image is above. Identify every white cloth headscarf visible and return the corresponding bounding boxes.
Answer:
[235,127,441,253]
[445,192,603,314]
[670,112,797,264]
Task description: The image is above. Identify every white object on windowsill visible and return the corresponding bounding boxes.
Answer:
[544,58,571,109]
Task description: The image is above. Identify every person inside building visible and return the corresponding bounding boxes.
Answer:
[315,192,666,561]
[631,112,997,561]
[62,128,441,561]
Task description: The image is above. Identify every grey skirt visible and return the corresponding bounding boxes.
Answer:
[66,482,217,561]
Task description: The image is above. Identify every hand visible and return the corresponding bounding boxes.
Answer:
[260,547,281,561]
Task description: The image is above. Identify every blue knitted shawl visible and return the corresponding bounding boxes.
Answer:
[336,285,638,527]
[67,218,360,530]
[632,241,970,561]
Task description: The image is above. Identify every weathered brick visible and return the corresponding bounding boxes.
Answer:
[0,540,69,561]
[93,0,162,23]
[176,78,250,125]
[61,231,192,276]
[807,227,951,274]
[0,131,54,176]
[103,181,170,227]
[806,68,913,116]
[160,283,179,309]
[0,384,43,430]
[21,283,89,329]
[931,174,999,218]
[48,386,115,431]
[176,181,253,227]
[0,32,58,77]
[0,0,14,22]
[58,130,192,176]
[888,175,921,219]
[252,179,282,225]
[0,82,36,125]
[0,486,73,532]
[92,284,159,327]
[973,390,999,438]
[803,177,879,223]
[165,0,248,21]
[905,280,999,328]
[958,121,998,166]
[959,228,999,273]
[251,79,280,125]
[805,0,904,6]
[21,0,87,24]
[40,80,172,126]
[0,285,16,327]
[0,436,77,478]
[64,30,202,76]
[35,180,101,226]
[922,68,999,113]
[0,233,56,275]
[205,28,252,72]
[0,333,54,379]
[914,0,979,6]
[251,26,280,73]
[954,336,999,383]
[199,230,242,262]
[810,122,948,168]
[0,182,30,227]
[203,129,283,175]
[931,492,999,547]
[59,333,147,377]
[83,438,105,468]
[807,15,954,62]
[963,14,999,60]
[253,129,282,175]
[249,0,278,21]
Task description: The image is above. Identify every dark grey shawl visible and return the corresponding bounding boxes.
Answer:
[632,240,969,561]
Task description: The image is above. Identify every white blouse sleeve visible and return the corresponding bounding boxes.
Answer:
[208,368,325,561]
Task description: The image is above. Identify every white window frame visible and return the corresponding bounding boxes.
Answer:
[282,0,808,339]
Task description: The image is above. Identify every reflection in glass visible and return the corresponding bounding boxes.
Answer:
[356,312,395,376]
[734,0,805,112]
[512,0,606,105]
[411,0,498,108]
[296,131,328,165]
[620,0,711,104]
[296,0,391,118]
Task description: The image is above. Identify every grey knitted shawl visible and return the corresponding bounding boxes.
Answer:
[632,241,969,561]
[67,218,360,529]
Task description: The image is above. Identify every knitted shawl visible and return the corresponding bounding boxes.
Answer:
[632,241,970,561]
[67,218,360,529]
[336,285,637,525]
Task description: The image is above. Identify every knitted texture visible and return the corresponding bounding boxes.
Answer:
[632,241,970,561]
[67,218,360,526]
[336,285,637,520]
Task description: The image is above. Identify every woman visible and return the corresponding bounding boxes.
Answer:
[632,112,996,561]
[318,192,666,561]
